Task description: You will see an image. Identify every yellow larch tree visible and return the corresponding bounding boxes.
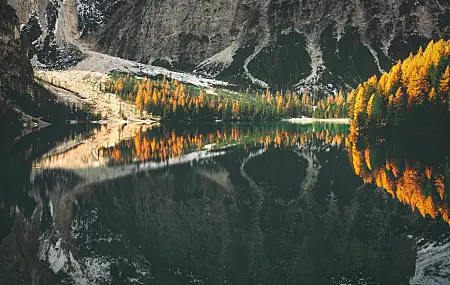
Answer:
[353,86,368,119]
[428,87,437,104]
[439,66,450,96]
[136,89,144,111]
[367,94,375,119]
[385,61,402,95]
[336,90,345,106]
[378,73,388,95]
[406,65,429,107]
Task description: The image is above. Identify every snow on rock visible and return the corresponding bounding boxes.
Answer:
[242,0,271,89]
[410,238,450,285]
[75,0,125,36]
[72,48,232,88]
[293,30,325,89]
[196,41,239,77]
[141,65,231,88]
[47,238,68,273]
[38,211,115,284]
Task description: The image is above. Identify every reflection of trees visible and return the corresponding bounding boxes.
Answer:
[2,123,430,284]
[77,145,417,284]
[100,124,347,165]
[346,134,450,224]
[244,146,416,284]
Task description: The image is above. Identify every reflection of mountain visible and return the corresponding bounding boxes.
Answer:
[73,153,418,285]
[28,145,416,284]
[3,123,450,284]
[411,234,450,285]
[346,134,450,225]
[34,124,158,170]
[31,123,348,190]
[0,125,99,284]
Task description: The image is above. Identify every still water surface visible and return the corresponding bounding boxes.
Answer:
[1,122,450,285]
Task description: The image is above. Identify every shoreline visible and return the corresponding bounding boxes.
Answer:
[35,70,160,122]
[35,69,348,126]
[284,118,350,124]
[89,119,159,125]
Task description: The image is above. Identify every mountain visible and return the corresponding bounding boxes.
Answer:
[0,0,37,135]
[0,0,33,94]
[8,0,450,92]
[0,0,98,137]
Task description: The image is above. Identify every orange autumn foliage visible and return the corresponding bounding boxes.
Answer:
[346,136,450,225]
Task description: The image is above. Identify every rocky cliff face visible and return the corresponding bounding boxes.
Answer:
[0,1,95,136]
[8,0,450,91]
[0,0,33,93]
[8,0,84,69]
[0,0,35,135]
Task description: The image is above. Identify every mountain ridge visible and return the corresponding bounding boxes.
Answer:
[7,0,450,92]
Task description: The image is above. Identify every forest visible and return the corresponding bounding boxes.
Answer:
[103,74,348,121]
[103,40,450,125]
[347,39,450,132]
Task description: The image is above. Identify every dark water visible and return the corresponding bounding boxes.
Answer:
[1,122,450,285]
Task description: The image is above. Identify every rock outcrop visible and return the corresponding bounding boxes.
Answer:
[0,0,33,94]
[0,0,35,135]
[8,0,84,69]
[0,1,96,136]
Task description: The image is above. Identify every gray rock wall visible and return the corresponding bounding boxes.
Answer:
[0,0,33,93]
[8,0,450,89]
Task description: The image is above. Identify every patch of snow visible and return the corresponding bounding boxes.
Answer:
[284,118,350,124]
[137,150,227,171]
[71,208,98,238]
[128,277,144,284]
[134,261,153,279]
[39,230,113,284]
[54,14,59,34]
[203,144,215,150]
[329,276,374,285]
[47,238,67,273]
[361,40,385,73]
[410,239,450,285]
[75,0,124,36]
[381,32,394,60]
[281,27,292,35]
[196,42,239,76]
[74,256,112,284]
[140,66,230,88]
[206,89,218,95]
[293,30,325,88]
[242,0,271,89]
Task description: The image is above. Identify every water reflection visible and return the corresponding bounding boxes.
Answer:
[33,124,158,169]
[1,123,450,285]
[34,123,347,170]
[346,134,450,224]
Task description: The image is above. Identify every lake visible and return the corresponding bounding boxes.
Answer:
[0,122,449,285]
